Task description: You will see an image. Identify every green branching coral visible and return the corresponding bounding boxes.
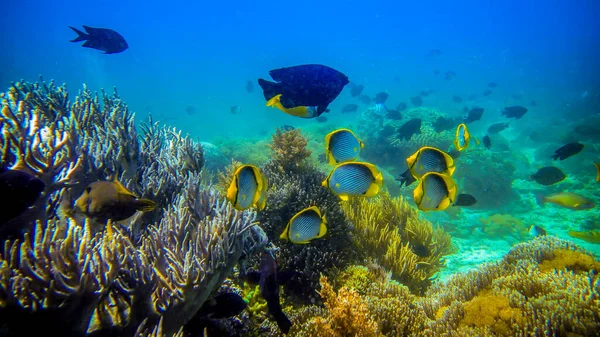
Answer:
[341,191,454,294]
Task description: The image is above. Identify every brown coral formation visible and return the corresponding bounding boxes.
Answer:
[341,191,454,294]
[268,128,312,173]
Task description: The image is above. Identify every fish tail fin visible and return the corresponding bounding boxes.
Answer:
[272,309,292,334]
[69,26,89,42]
[535,194,546,206]
[136,199,157,212]
[257,78,282,101]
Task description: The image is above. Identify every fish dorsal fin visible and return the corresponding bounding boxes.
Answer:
[113,179,136,198]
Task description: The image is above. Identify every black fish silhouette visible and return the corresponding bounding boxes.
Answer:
[69,26,128,54]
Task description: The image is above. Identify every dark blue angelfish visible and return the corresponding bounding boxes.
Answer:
[69,26,128,54]
[258,64,349,116]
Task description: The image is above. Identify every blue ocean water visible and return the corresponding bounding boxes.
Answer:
[2,0,599,140]
[2,0,600,273]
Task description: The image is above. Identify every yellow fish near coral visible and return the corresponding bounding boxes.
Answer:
[454,123,471,151]
[536,192,595,210]
[266,94,320,118]
[406,146,456,179]
[280,206,327,244]
[322,162,383,201]
[568,230,600,244]
[413,172,457,211]
[227,164,267,211]
[324,128,364,165]
[74,179,156,223]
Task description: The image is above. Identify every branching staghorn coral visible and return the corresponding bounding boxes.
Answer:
[0,181,257,336]
[341,191,454,294]
[0,78,205,238]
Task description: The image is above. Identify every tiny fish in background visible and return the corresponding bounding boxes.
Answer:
[551,142,583,161]
[488,82,498,88]
[69,26,128,54]
[482,89,493,96]
[350,83,364,97]
[396,102,407,111]
[483,135,492,149]
[397,118,422,140]
[453,193,477,207]
[487,122,510,134]
[315,115,328,123]
[536,192,594,210]
[529,166,566,186]
[185,105,197,115]
[230,105,241,114]
[410,96,423,107]
[452,95,463,103]
[464,107,484,123]
[341,104,358,113]
[502,105,528,119]
[568,230,600,244]
[529,225,547,237]
[374,92,389,104]
[245,80,254,93]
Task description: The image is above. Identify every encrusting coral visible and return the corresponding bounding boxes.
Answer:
[341,191,454,294]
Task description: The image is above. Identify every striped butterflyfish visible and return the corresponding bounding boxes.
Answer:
[280,206,327,244]
[406,146,456,180]
[226,164,267,211]
[324,128,364,165]
[413,172,457,211]
[322,162,383,201]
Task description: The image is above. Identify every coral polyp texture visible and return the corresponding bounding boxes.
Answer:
[264,236,599,337]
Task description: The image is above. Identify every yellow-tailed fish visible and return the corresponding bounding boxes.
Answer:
[226,164,266,211]
[266,94,319,118]
[454,123,471,151]
[568,230,600,244]
[280,206,327,244]
[324,128,364,165]
[413,172,457,211]
[406,146,456,179]
[74,179,156,223]
[256,172,268,210]
[322,162,383,201]
[595,162,600,182]
[536,192,595,210]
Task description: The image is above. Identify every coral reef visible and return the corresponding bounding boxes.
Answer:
[256,236,599,337]
[0,79,264,337]
[0,79,205,238]
[478,213,529,240]
[0,184,257,336]
[256,159,358,302]
[268,128,312,173]
[341,192,454,294]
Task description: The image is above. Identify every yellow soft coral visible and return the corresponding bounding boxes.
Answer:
[539,248,600,273]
